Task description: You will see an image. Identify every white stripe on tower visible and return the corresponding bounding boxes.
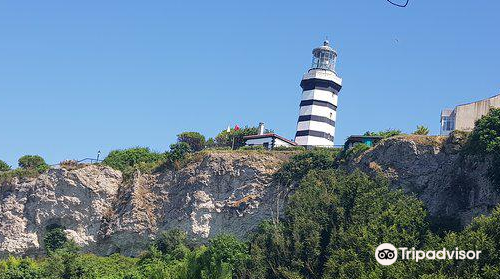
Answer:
[294,40,342,147]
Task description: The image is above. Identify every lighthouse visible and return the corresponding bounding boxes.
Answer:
[294,40,342,147]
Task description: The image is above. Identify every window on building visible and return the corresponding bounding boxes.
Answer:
[442,116,455,131]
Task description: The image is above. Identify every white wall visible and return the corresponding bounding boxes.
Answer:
[295,136,333,147]
[455,94,500,131]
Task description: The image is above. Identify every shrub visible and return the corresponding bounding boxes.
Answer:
[0,257,41,279]
[169,142,192,161]
[43,224,68,254]
[364,129,402,138]
[59,160,81,171]
[338,142,370,163]
[199,234,249,279]
[275,148,340,186]
[18,155,49,173]
[205,138,216,148]
[103,147,167,173]
[413,125,430,135]
[154,229,190,260]
[177,132,206,152]
[0,160,11,172]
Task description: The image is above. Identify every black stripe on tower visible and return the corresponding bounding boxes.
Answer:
[295,130,334,141]
[297,115,335,126]
[300,78,342,93]
[299,100,337,110]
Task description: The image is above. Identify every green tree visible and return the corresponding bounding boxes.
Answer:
[274,148,339,187]
[0,160,11,172]
[465,108,500,154]
[199,234,249,279]
[249,169,429,279]
[178,132,206,152]
[215,126,259,149]
[18,155,49,173]
[413,125,430,135]
[155,229,190,260]
[0,257,41,279]
[41,242,85,279]
[169,142,192,161]
[463,108,500,188]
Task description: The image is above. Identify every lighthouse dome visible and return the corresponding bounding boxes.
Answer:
[311,40,337,72]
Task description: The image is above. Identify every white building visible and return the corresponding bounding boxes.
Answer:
[294,40,342,147]
[243,123,297,149]
[440,94,500,135]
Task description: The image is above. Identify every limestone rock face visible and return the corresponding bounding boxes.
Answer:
[0,165,122,258]
[0,152,291,257]
[0,139,497,258]
[350,134,500,227]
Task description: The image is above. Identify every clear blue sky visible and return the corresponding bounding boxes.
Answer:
[1,1,499,167]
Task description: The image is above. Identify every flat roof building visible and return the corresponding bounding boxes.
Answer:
[440,94,500,135]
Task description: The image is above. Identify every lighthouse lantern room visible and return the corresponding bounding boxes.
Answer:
[294,40,343,147]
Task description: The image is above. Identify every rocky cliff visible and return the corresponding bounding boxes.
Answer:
[0,136,498,258]
[350,133,499,227]
[0,151,293,257]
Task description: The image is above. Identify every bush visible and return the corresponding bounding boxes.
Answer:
[413,125,430,135]
[18,155,49,173]
[337,143,370,164]
[275,148,340,186]
[154,229,190,260]
[364,129,402,138]
[177,132,206,152]
[43,224,68,254]
[0,160,11,172]
[59,160,81,171]
[0,257,41,279]
[103,147,167,173]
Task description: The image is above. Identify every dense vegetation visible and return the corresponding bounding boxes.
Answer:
[0,160,10,172]
[0,154,49,182]
[463,108,500,189]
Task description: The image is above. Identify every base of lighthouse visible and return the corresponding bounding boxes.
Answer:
[294,69,342,147]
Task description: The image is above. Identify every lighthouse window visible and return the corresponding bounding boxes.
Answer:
[330,112,333,119]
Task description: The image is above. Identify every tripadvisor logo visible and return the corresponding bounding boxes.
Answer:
[375,243,481,266]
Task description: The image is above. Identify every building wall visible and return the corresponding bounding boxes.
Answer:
[454,94,500,131]
[273,138,294,148]
[245,137,294,149]
[245,138,273,146]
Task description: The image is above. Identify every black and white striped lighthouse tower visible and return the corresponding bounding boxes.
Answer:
[294,40,342,147]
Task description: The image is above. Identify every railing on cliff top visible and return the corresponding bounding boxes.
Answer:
[50,157,102,167]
